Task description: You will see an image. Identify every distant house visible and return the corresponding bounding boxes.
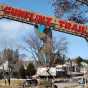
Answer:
[80,62,88,74]
[37,66,56,77]
[64,60,80,72]
[0,61,9,71]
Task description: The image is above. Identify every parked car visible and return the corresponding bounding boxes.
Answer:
[23,78,38,87]
[78,78,87,84]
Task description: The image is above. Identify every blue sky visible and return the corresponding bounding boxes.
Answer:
[0,0,88,59]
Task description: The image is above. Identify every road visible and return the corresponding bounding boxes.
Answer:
[0,77,88,88]
[53,77,88,88]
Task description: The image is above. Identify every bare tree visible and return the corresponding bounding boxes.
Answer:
[23,33,45,66]
[24,30,68,66]
[51,0,88,24]
[2,48,19,79]
[3,48,19,64]
[77,0,88,5]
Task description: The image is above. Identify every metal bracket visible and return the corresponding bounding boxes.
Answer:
[0,11,4,18]
[85,37,88,42]
[0,5,5,18]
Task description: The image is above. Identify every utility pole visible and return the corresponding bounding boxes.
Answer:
[34,24,53,65]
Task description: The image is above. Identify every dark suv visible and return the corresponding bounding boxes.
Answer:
[23,79,38,87]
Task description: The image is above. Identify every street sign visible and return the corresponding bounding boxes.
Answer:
[0,4,88,38]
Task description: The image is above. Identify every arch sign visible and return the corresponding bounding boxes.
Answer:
[0,4,88,39]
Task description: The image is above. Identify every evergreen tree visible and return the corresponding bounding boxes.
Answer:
[19,65,25,78]
[26,63,36,77]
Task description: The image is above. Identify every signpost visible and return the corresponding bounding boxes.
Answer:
[0,4,88,39]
